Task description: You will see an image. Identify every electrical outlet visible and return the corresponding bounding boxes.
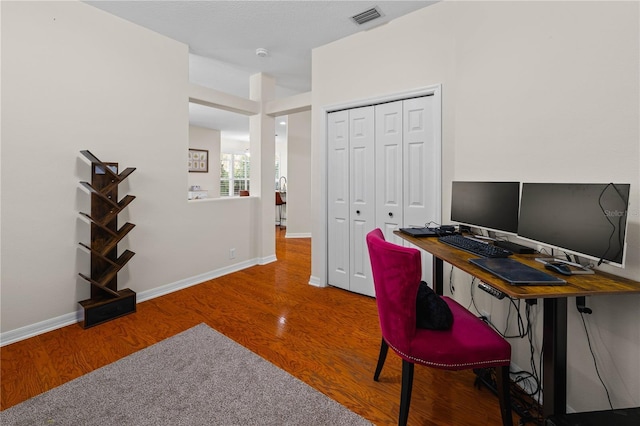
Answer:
[229,248,236,259]
[480,310,491,323]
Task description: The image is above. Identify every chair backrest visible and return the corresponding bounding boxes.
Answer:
[239,190,250,196]
[275,192,285,205]
[366,229,422,354]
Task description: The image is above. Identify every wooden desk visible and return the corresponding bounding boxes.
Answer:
[394,231,640,419]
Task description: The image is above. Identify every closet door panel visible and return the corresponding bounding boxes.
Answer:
[375,100,404,245]
[349,106,375,297]
[403,96,438,227]
[350,220,372,296]
[406,142,425,208]
[327,110,350,290]
[403,95,439,284]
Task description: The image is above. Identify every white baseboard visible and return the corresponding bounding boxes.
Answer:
[308,275,326,287]
[0,311,82,347]
[259,254,277,265]
[0,258,261,347]
[136,258,260,303]
[285,232,311,239]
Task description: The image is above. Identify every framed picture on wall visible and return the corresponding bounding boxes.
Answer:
[188,149,208,173]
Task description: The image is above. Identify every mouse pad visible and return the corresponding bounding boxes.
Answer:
[469,257,566,285]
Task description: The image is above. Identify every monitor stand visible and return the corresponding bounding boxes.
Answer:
[535,257,595,275]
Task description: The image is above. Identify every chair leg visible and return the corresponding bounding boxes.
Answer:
[399,360,414,426]
[496,365,513,426]
[373,338,389,381]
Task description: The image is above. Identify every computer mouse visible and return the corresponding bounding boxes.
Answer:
[545,262,572,276]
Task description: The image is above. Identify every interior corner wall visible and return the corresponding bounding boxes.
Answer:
[1,1,258,337]
[286,110,312,236]
[311,0,639,412]
[189,125,221,198]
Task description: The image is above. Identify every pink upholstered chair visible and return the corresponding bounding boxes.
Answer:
[366,228,513,426]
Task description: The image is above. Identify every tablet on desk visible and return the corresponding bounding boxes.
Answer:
[469,257,566,285]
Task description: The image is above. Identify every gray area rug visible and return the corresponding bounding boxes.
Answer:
[1,324,372,425]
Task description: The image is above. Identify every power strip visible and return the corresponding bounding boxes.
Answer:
[478,282,506,300]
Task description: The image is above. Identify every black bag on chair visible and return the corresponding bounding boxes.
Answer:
[416,281,453,330]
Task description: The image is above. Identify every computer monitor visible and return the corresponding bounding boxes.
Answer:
[450,181,520,234]
[518,183,631,267]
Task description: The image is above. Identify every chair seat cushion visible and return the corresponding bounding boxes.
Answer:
[390,296,511,370]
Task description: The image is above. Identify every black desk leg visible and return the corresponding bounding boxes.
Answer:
[433,255,444,295]
[543,297,568,418]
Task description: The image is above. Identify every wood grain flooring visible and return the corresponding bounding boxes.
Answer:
[1,227,517,425]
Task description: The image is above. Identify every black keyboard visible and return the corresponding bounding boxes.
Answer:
[438,235,512,258]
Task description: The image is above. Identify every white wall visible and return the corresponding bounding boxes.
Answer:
[311,1,639,412]
[276,137,288,186]
[189,125,221,198]
[1,1,261,338]
[285,110,312,237]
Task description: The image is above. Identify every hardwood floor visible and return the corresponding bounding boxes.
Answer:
[1,227,515,425]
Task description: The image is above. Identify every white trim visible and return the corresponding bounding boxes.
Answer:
[318,84,443,290]
[259,254,278,265]
[308,275,326,287]
[137,258,259,303]
[324,85,442,113]
[0,311,82,347]
[313,106,329,287]
[432,85,443,226]
[285,232,312,239]
[0,258,262,347]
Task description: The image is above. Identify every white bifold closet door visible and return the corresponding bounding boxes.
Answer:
[327,110,351,292]
[328,95,438,297]
[375,101,403,242]
[348,106,376,296]
[402,96,438,284]
[327,106,376,296]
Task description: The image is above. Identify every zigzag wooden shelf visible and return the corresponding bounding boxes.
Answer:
[78,150,137,328]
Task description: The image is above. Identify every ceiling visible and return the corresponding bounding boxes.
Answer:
[85,1,436,144]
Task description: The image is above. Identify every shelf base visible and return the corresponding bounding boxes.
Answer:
[79,288,136,328]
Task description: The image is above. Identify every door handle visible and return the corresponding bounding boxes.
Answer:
[388,212,393,217]
[356,210,361,215]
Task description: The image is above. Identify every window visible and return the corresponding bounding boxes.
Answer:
[220,153,250,196]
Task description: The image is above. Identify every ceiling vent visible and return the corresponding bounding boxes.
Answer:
[351,7,382,25]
